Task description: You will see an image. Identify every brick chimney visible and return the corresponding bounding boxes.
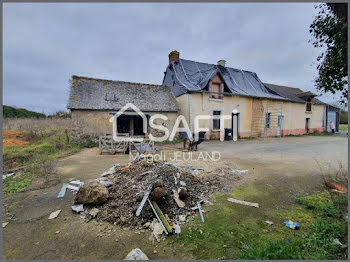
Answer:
[169,50,180,64]
[217,60,226,67]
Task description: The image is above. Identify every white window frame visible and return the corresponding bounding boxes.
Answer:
[210,108,223,131]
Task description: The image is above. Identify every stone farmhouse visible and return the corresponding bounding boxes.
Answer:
[67,51,338,142]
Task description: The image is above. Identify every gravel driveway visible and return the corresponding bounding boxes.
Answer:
[2,135,348,260]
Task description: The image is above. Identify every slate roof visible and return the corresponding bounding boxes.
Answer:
[67,76,178,112]
[163,58,287,100]
[264,83,325,105]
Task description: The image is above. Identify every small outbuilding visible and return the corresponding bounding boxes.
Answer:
[67,76,178,142]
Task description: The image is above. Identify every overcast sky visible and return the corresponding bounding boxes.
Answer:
[3,3,344,114]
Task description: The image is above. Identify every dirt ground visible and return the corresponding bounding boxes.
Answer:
[3,130,29,147]
[2,136,348,260]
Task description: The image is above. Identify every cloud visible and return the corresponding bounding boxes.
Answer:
[3,3,343,114]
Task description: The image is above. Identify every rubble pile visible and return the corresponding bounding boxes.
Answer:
[80,160,243,228]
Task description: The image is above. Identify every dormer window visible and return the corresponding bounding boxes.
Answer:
[209,80,224,100]
[306,98,312,111]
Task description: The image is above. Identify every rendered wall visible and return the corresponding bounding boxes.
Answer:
[282,102,325,135]
[176,93,254,139]
[176,93,325,140]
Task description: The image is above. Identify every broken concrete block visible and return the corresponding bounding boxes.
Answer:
[143,222,151,229]
[89,208,100,218]
[74,181,109,205]
[72,204,84,213]
[124,248,149,260]
[48,210,61,220]
[179,181,186,187]
[179,215,186,222]
[153,222,164,239]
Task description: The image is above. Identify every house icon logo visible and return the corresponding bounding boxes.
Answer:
[112,103,147,141]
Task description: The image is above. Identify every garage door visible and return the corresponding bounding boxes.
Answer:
[327,111,336,132]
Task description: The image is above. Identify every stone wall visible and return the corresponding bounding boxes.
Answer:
[70,110,178,143]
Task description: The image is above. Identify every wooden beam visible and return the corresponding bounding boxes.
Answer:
[151,201,172,234]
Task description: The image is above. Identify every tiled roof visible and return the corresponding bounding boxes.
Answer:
[264,83,325,105]
[67,76,178,112]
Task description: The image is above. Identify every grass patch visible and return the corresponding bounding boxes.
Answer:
[3,129,82,194]
[238,191,348,260]
[339,124,348,131]
[167,188,347,260]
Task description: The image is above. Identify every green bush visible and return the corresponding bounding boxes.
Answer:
[3,105,46,118]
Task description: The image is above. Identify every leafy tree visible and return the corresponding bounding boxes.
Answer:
[310,3,348,104]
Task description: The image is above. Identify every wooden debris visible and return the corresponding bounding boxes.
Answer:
[325,182,347,192]
[121,162,131,171]
[140,171,152,176]
[151,200,172,234]
[147,200,168,235]
[2,222,9,228]
[136,190,151,216]
[173,190,185,208]
[227,198,259,208]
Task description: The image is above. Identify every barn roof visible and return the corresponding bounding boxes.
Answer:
[264,83,325,105]
[163,58,287,100]
[67,76,178,112]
